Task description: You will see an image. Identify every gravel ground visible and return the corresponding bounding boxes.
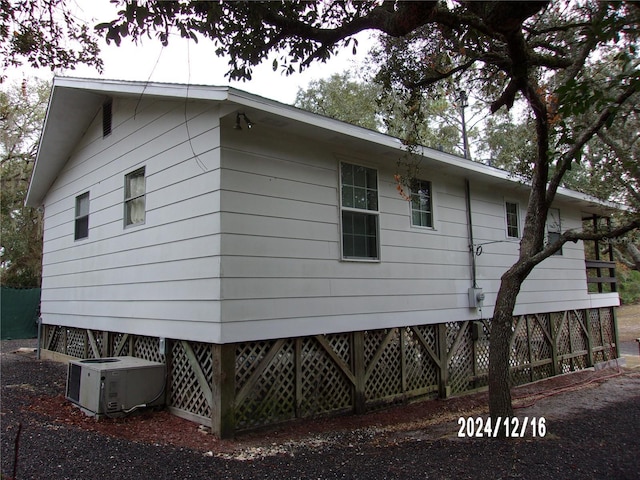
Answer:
[2,339,640,480]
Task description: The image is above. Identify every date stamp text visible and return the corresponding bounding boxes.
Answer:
[457,416,546,438]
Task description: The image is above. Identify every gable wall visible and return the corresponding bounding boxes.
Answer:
[39,97,224,342]
[218,121,604,343]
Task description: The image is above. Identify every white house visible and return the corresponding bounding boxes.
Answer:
[27,77,621,436]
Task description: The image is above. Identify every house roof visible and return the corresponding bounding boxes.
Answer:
[26,76,621,216]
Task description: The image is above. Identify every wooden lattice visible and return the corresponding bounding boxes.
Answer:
[111,333,131,357]
[298,335,353,417]
[44,325,65,354]
[473,322,491,388]
[600,308,616,359]
[37,306,619,435]
[555,312,571,355]
[168,341,212,419]
[66,328,86,359]
[235,339,296,429]
[570,311,588,369]
[529,315,553,381]
[364,329,402,401]
[403,326,439,394]
[236,341,275,390]
[134,336,164,363]
[511,317,530,368]
[447,322,474,394]
[85,330,106,358]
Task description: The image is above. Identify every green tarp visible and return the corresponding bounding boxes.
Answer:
[1,287,41,340]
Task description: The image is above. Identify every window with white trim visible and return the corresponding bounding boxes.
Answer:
[340,162,379,260]
[505,201,520,238]
[410,180,433,228]
[74,192,89,240]
[124,167,146,226]
[547,208,562,255]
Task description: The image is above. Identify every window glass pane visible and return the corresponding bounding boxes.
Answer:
[74,216,88,240]
[411,181,432,227]
[341,162,353,186]
[126,197,145,225]
[367,190,378,211]
[354,213,367,235]
[548,208,561,233]
[76,193,89,217]
[506,202,519,238]
[354,187,367,209]
[352,235,367,257]
[342,211,378,259]
[126,172,145,198]
[353,165,367,187]
[125,168,146,226]
[341,162,378,212]
[547,209,562,255]
[342,186,354,208]
[366,168,377,190]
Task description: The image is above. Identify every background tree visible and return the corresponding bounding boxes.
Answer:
[0,78,49,287]
[1,0,102,80]
[295,68,482,157]
[294,71,382,130]
[96,0,640,422]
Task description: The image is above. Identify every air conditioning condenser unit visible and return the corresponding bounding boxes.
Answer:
[66,356,165,417]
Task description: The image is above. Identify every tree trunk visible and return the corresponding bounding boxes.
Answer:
[488,264,533,423]
[488,277,517,420]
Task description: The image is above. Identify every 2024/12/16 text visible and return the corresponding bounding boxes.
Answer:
[457,417,547,438]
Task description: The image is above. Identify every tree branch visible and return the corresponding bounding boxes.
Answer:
[547,83,640,208]
[527,217,640,266]
[258,1,440,45]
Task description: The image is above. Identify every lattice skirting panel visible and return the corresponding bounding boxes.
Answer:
[39,306,619,436]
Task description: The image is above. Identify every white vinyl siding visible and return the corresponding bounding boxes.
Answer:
[36,86,612,345]
[39,97,223,342]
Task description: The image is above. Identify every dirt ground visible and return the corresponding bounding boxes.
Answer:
[618,304,640,365]
[618,303,640,341]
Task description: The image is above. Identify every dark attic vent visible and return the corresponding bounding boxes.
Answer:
[102,99,113,137]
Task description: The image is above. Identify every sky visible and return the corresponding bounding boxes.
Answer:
[14,0,374,105]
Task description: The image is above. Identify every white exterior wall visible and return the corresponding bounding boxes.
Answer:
[217,121,610,343]
[40,97,223,342]
[37,89,617,345]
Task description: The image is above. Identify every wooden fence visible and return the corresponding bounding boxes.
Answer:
[40,306,619,437]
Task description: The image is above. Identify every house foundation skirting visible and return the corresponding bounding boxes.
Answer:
[40,307,619,438]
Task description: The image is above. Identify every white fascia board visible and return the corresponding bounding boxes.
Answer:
[52,76,230,101]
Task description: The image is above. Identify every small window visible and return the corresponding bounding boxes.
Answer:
[505,201,520,238]
[340,162,379,260]
[103,99,112,137]
[74,192,90,240]
[547,208,562,255]
[124,167,146,226]
[410,180,433,228]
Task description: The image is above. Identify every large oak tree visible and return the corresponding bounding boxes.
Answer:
[82,0,640,420]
